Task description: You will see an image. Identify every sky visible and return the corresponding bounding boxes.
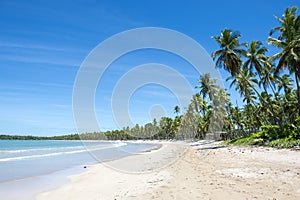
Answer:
[0,0,298,136]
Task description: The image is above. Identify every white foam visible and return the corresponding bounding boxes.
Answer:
[0,143,128,162]
[0,149,88,162]
[113,142,127,147]
[0,146,84,154]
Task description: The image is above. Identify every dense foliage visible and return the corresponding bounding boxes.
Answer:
[225,118,300,148]
[219,6,300,148]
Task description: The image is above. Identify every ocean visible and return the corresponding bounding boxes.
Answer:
[0,140,159,200]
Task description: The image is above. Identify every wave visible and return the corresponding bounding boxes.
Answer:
[0,149,88,162]
[0,142,128,162]
[113,142,127,147]
[0,142,127,154]
[0,146,84,154]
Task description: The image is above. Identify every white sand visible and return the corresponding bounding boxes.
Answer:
[37,141,300,200]
[36,142,187,200]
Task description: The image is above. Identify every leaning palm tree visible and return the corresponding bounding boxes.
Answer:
[259,59,288,123]
[268,6,300,115]
[228,69,282,128]
[212,29,246,76]
[243,41,280,108]
[259,58,279,96]
[227,69,257,105]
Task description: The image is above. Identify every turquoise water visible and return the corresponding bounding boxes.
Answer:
[0,140,158,183]
[0,140,160,200]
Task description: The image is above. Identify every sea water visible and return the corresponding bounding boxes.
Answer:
[0,140,158,199]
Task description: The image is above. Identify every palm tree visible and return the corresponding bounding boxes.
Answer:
[228,69,283,128]
[242,40,281,110]
[210,88,228,134]
[243,41,268,75]
[243,104,258,132]
[282,91,298,122]
[195,73,218,101]
[278,74,293,94]
[259,59,288,123]
[227,69,257,105]
[179,104,199,140]
[268,6,300,115]
[212,29,246,76]
[174,105,180,116]
[243,41,282,119]
[229,103,247,136]
[259,58,278,96]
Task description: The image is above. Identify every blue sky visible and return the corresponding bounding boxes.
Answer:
[0,0,298,136]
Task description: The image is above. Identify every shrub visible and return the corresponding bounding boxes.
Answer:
[225,123,300,149]
[268,138,300,148]
[294,116,300,126]
[261,125,281,139]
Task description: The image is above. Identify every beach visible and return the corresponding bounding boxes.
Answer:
[37,141,300,200]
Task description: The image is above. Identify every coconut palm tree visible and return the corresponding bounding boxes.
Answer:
[195,73,218,101]
[227,69,257,105]
[268,6,300,115]
[282,91,298,122]
[243,41,268,75]
[228,68,283,128]
[243,40,281,111]
[229,103,247,136]
[259,58,278,96]
[210,88,229,134]
[212,29,246,76]
[259,59,290,123]
[174,105,180,116]
[278,74,294,94]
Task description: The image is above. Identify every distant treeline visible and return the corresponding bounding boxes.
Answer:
[0,118,188,141]
[0,114,205,141]
[0,134,81,140]
[0,131,139,140]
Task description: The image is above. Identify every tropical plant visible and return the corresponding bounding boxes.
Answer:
[174,105,181,116]
[243,41,268,75]
[195,73,218,101]
[268,6,300,115]
[212,29,246,76]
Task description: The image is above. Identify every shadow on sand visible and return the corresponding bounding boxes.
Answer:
[190,140,226,150]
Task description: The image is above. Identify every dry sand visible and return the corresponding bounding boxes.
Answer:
[36,141,300,200]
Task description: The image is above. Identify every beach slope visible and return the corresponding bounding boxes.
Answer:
[37,141,300,200]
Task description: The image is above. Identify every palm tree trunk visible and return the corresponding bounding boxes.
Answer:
[295,72,300,116]
[258,73,287,125]
[261,84,276,125]
[270,81,288,124]
[248,82,283,129]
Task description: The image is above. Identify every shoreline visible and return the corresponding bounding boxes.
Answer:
[0,140,164,200]
[36,141,188,199]
[36,140,300,200]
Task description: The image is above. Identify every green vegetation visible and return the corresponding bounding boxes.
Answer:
[219,6,300,149]
[2,7,300,149]
[224,122,300,148]
[0,134,81,140]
